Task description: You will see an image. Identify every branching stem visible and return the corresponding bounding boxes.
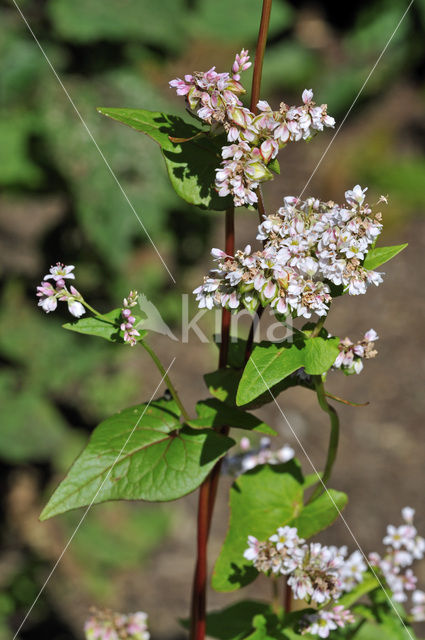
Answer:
[309,375,340,502]
[141,341,190,421]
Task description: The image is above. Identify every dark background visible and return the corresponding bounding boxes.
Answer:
[0,0,424,638]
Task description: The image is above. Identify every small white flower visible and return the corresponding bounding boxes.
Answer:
[345,185,368,206]
[67,299,85,318]
[44,262,75,281]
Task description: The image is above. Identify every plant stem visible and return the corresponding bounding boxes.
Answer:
[190,4,273,637]
[271,578,280,614]
[219,206,235,368]
[250,0,273,114]
[310,314,326,338]
[284,581,292,613]
[309,375,340,502]
[81,300,114,323]
[190,479,210,640]
[245,304,264,361]
[190,206,234,640]
[140,341,190,421]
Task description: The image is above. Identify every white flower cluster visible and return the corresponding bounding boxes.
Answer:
[244,526,364,607]
[222,436,295,476]
[244,508,425,636]
[84,609,149,640]
[170,52,334,206]
[216,92,334,206]
[369,507,425,609]
[36,263,85,318]
[333,329,379,375]
[194,187,383,319]
[300,606,355,639]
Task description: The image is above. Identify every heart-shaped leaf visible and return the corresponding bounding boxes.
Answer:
[97,108,231,210]
[212,462,347,592]
[212,463,347,592]
[236,337,339,406]
[40,398,234,520]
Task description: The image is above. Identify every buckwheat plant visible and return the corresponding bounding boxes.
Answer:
[33,3,419,640]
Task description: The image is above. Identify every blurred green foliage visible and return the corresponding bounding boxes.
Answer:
[0,0,425,638]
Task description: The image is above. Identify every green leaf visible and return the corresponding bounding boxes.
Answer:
[353,618,418,640]
[363,244,408,271]
[236,337,339,406]
[337,572,379,609]
[268,158,281,175]
[40,398,234,520]
[187,398,277,436]
[63,308,147,343]
[213,335,248,369]
[97,108,201,152]
[202,601,272,640]
[291,488,347,538]
[97,108,231,210]
[205,368,242,405]
[212,462,347,591]
[303,337,340,375]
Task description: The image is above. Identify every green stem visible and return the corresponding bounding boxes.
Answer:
[141,341,190,421]
[310,314,326,338]
[80,300,189,420]
[309,375,340,502]
[81,300,114,323]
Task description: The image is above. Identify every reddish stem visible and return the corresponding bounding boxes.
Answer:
[190,479,211,640]
[189,3,272,638]
[190,206,234,640]
[284,581,292,613]
[250,0,272,114]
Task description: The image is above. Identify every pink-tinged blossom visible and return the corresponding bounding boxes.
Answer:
[84,609,149,640]
[411,590,425,622]
[232,49,252,80]
[288,542,345,605]
[340,550,367,591]
[300,606,354,638]
[243,536,261,562]
[215,141,273,207]
[194,188,383,318]
[345,184,368,206]
[44,262,75,282]
[368,507,425,606]
[36,281,58,313]
[37,265,86,317]
[333,329,379,375]
[171,55,335,206]
[120,291,140,346]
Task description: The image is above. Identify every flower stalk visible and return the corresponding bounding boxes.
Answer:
[309,375,340,502]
